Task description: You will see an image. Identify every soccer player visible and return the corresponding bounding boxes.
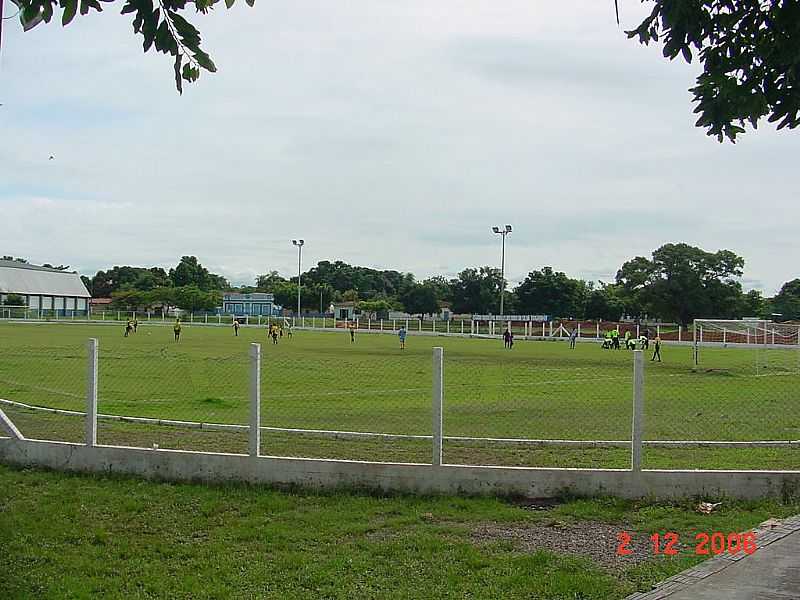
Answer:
[133,318,139,333]
[508,330,514,349]
[611,328,620,350]
[398,326,407,349]
[651,336,662,362]
[350,324,355,343]
[233,319,240,336]
[124,320,133,337]
[503,328,511,348]
[173,319,182,342]
[279,326,284,338]
[602,330,612,349]
[624,330,632,347]
[286,325,293,339]
[569,328,578,349]
[271,328,279,344]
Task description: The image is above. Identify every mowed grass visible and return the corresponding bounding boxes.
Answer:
[2,465,800,600]
[1,322,799,469]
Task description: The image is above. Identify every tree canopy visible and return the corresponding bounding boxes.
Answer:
[772,279,800,321]
[5,0,254,92]
[626,0,800,142]
[616,243,745,325]
[64,246,796,322]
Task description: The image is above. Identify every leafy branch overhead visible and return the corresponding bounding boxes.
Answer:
[10,0,255,93]
[625,1,800,142]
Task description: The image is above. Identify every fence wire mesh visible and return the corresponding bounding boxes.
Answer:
[259,353,431,462]
[642,350,800,470]
[1,324,799,472]
[442,352,632,468]
[96,343,249,452]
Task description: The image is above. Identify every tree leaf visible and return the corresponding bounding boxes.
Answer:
[62,0,78,25]
[194,50,216,72]
[174,54,183,94]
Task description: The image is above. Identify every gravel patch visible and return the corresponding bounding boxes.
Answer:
[471,520,655,571]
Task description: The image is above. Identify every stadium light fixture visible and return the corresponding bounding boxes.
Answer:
[491,225,512,316]
[292,239,305,318]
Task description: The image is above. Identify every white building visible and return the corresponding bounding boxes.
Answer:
[0,260,91,315]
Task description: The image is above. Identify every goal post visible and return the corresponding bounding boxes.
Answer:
[693,318,800,373]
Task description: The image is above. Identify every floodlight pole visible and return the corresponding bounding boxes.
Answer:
[292,239,304,319]
[492,225,512,316]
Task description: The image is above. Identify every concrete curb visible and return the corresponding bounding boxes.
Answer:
[625,514,800,599]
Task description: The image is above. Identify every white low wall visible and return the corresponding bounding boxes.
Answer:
[2,437,799,500]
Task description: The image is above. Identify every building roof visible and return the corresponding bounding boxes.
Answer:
[223,292,275,300]
[0,260,91,298]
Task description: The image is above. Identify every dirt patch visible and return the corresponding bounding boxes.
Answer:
[471,520,653,570]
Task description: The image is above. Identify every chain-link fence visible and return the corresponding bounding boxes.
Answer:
[1,336,798,472]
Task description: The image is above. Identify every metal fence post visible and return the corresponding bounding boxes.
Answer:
[432,346,444,466]
[631,350,644,472]
[86,338,98,447]
[250,343,261,458]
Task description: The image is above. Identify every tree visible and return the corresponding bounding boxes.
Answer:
[772,279,800,321]
[515,267,585,318]
[87,265,170,296]
[300,261,414,300]
[616,243,745,325]
[626,0,800,142]
[584,283,627,321]
[1,256,28,263]
[358,299,393,319]
[169,256,226,290]
[255,271,286,289]
[6,0,256,93]
[400,283,439,316]
[149,286,176,309]
[173,285,220,311]
[1,293,26,306]
[449,267,503,314]
[422,276,452,304]
[341,289,359,302]
[110,289,149,310]
[738,289,766,318]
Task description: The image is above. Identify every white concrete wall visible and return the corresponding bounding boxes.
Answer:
[2,437,799,500]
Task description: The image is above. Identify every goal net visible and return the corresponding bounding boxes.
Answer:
[693,319,800,374]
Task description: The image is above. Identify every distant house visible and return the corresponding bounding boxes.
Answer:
[0,260,90,315]
[220,292,281,316]
[331,301,360,320]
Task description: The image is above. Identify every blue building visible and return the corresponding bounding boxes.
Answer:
[220,293,281,316]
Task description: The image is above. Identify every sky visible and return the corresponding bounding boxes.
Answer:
[1,1,797,294]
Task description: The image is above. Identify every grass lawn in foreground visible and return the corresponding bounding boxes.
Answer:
[1,465,799,599]
[1,322,799,469]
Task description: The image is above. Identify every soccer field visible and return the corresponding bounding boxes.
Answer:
[1,322,799,470]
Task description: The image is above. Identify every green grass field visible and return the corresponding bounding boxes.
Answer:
[1,322,799,469]
[2,465,799,599]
